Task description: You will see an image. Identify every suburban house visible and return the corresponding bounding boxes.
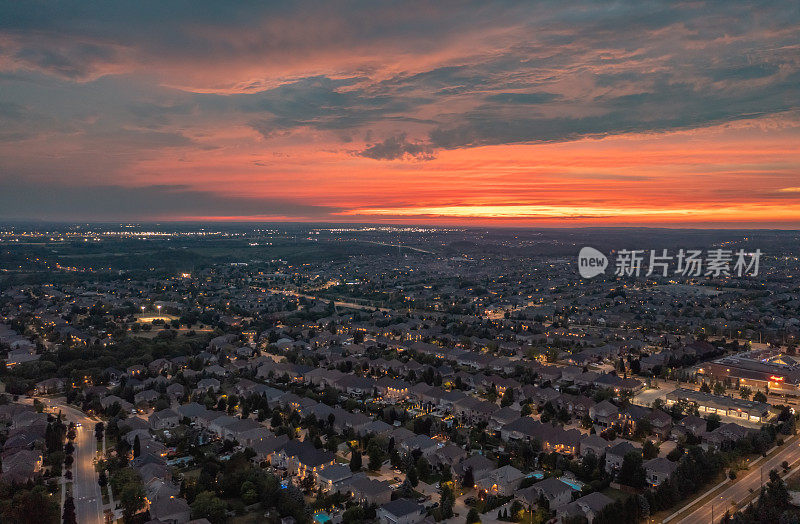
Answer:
[475,465,525,496]
[530,477,576,509]
[340,475,393,505]
[605,441,639,474]
[644,457,677,486]
[559,491,614,523]
[272,440,335,477]
[316,463,353,493]
[149,409,180,430]
[377,499,426,524]
[588,400,620,429]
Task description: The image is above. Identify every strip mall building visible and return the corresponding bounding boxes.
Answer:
[698,354,800,397]
[665,388,771,423]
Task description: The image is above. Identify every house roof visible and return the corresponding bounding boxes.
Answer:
[607,441,638,458]
[592,400,619,417]
[278,440,334,468]
[380,499,424,518]
[317,463,353,483]
[533,476,574,498]
[644,457,678,475]
[150,495,190,520]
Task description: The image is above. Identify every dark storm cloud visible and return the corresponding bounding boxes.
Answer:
[707,63,781,82]
[242,76,432,134]
[12,41,122,80]
[357,133,435,160]
[426,72,800,150]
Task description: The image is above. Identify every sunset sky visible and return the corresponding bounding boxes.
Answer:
[1,1,799,226]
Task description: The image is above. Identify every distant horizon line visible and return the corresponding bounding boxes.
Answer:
[0,219,799,232]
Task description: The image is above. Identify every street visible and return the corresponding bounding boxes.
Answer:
[43,399,105,524]
[677,436,800,524]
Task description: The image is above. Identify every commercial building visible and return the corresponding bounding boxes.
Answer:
[698,354,800,396]
[665,388,771,423]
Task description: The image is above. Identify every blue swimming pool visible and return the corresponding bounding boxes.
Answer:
[558,477,584,490]
[314,513,331,524]
[527,471,544,480]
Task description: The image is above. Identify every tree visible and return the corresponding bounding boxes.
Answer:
[642,440,659,460]
[462,466,474,488]
[500,388,515,407]
[397,480,415,499]
[1,486,60,524]
[415,456,431,482]
[618,451,646,488]
[133,435,141,457]
[739,386,752,400]
[45,421,65,453]
[119,482,145,522]
[753,391,768,403]
[367,438,387,471]
[95,421,105,441]
[466,508,481,524]
[242,485,259,505]
[439,485,455,520]
[765,469,790,509]
[706,413,722,432]
[635,418,653,438]
[342,505,366,524]
[191,491,227,524]
[349,450,362,472]
[408,466,419,487]
[62,496,77,524]
[700,382,711,393]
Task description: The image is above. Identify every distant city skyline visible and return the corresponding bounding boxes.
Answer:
[1,2,799,227]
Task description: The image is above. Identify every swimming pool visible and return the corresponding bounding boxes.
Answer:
[558,477,584,490]
[314,513,331,524]
[526,471,544,480]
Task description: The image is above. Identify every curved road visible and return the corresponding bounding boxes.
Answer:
[42,398,105,524]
